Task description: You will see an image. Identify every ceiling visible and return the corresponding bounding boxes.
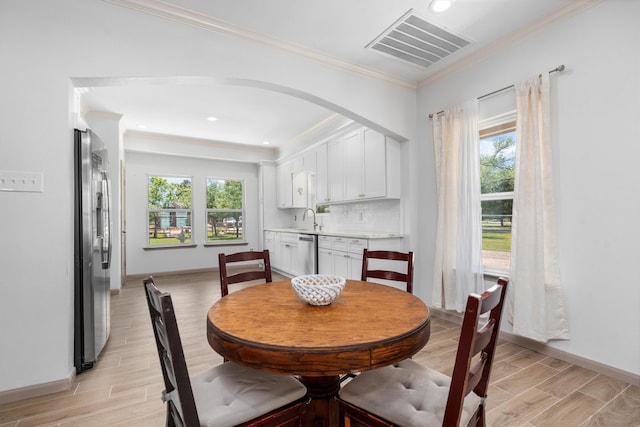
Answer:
[81,0,579,149]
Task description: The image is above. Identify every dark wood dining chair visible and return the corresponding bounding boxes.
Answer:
[361,249,414,293]
[143,276,308,427]
[218,249,273,297]
[338,278,509,427]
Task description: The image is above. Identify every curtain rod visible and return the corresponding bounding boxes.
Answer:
[428,65,565,119]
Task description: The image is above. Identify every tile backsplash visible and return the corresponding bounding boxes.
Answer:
[315,199,401,233]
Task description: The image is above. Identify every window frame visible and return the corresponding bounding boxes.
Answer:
[479,112,516,276]
[146,174,194,248]
[204,177,246,245]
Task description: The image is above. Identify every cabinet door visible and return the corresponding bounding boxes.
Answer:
[347,252,363,281]
[327,137,345,203]
[277,161,293,208]
[291,156,304,174]
[315,144,329,204]
[270,232,282,269]
[362,128,386,199]
[344,130,364,200]
[279,240,298,275]
[264,231,276,261]
[291,170,310,208]
[333,251,349,279]
[301,149,317,174]
[318,247,333,275]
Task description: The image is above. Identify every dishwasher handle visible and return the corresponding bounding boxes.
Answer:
[299,234,315,242]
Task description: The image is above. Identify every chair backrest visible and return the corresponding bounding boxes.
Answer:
[143,276,200,427]
[218,250,273,297]
[360,249,414,293]
[443,277,509,426]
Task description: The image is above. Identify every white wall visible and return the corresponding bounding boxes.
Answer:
[125,150,260,275]
[414,1,640,376]
[0,0,415,394]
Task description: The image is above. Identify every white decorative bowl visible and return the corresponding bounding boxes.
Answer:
[291,275,346,306]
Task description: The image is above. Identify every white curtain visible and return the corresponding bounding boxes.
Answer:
[432,100,485,312]
[508,73,570,342]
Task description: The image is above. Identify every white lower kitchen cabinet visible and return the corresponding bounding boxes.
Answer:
[264,230,277,266]
[331,250,363,280]
[277,232,299,276]
[318,235,401,280]
[268,230,403,280]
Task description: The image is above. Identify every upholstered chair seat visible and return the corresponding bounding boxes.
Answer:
[177,362,308,427]
[144,276,308,427]
[338,359,481,427]
[338,278,509,427]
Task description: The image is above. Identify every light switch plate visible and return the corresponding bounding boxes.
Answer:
[0,171,44,192]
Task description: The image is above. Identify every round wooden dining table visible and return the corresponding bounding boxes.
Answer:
[206,279,430,427]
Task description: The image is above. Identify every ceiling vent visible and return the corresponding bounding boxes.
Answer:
[367,9,472,69]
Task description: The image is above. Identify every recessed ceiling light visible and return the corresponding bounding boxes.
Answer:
[206,116,218,122]
[136,124,147,129]
[263,141,270,145]
[429,0,453,13]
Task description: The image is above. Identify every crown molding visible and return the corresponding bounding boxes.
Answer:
[418,0,603,88]
[104,0,417,90]
[103,0,600,95]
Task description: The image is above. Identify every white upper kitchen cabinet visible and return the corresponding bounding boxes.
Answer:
[279,126,400,207]
[276,161,293,208]
[297,149,317,175]
[343,130,363,201]
[291,170,313,208]
[362,128,392,199]
[340,127,401,202]
[277,160,311,209]
[327,136,346,203]
[278,149,317,209]
[315,144,329,204]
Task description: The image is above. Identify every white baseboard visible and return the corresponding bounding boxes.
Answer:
[0,370,75,405]
[126,267,217,284]
[429,308,640,386]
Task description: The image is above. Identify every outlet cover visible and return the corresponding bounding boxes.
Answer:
[0,171,44,192]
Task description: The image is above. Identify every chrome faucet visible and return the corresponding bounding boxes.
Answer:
[302,207,318,231]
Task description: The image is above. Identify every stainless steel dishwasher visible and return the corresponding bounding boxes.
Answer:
[298,233,318,275]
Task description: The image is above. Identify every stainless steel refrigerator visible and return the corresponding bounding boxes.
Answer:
[74,129,112,373]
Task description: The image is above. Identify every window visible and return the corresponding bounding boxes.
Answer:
[480,117,515,273]
[147,175,192,246]
[206,178,244,243]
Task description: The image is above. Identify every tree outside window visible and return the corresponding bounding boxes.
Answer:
[206,178,244,243]
[480,123,515,272]
[148,175,192,246]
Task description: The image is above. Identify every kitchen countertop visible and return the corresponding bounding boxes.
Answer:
[264,228,403,239]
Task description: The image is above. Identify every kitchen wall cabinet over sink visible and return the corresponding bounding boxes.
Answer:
[316,127,400,204]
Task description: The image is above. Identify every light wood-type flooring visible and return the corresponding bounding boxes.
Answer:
[1,271,638,426]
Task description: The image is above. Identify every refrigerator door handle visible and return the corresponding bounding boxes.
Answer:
[101,171,112,269]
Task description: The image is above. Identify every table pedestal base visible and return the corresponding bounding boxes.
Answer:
[299,375,340,427]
